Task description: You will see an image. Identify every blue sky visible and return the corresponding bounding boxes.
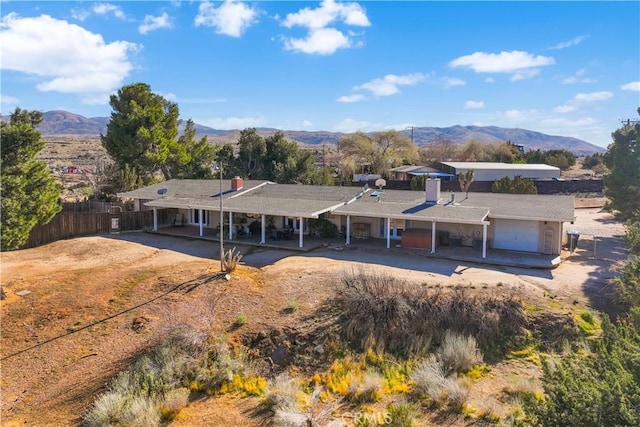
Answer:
[1,1,638,148]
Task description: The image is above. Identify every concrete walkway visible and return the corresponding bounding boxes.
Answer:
[152,225,561,270]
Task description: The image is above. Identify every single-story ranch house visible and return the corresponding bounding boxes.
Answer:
[118,178,575,260]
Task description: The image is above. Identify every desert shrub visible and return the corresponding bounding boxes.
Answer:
[347,371,385,403]
[159,387,190,421]
[193,338,250,394]
[263,374,303,411]
[625,218,640,255]
[613,257,640,309]
[386,400,418,427]
[437,332,483,373]
[308,218,339,238]
[530,312,581,351]
[409,355,469,410]
[410,355,448,403]
[523,309,640,426]
[83,337,196,426]
[336,269,527,359]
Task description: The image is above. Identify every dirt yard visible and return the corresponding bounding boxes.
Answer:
[0,208,627,426]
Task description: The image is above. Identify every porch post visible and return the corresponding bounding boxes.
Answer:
[431,221,436,254]
[199,209,204,237]
[260,215,266,244]
[299,216,304,248]
[346,215,351,245]
[228,212,233,240]
[153,208,158,231]
[386,217,391,249]
[482,223,487,259]
[558,221,563,254]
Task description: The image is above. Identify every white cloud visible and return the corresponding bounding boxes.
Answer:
[200,116,267,129]
[484,77,495,83]
[0,13,139,103]
[282,0,370,29]
[283,27,352,55]
[1,94,20,110]
[503,109,538,122]
[553,91,613,113]
[195,0,258,38]
[354,73,427,97]
[92,3,126,20]
[449,50,555,79]
[336,94,366,103]
[71,8,90,21]
[621,81,640,92]
[549,35,588,50]
[301,120,313,128]
[464,100,484,109]
[280,0,369,55]
[441,77,465,88]
[333,118,381,132]
[139,12,173,35]
[562,69,597,84]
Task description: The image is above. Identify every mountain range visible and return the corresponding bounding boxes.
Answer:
[13,110,606,156]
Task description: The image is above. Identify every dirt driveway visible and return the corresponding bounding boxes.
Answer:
[0,208,626,425]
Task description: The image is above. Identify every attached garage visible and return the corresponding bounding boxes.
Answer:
[492,219,540,252]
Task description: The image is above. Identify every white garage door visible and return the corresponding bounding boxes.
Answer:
[493,219,539,252]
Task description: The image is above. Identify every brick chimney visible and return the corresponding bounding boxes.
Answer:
[425,178,441,204]
[231,176,244,191]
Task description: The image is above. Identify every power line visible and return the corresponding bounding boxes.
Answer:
[1,272,227,361]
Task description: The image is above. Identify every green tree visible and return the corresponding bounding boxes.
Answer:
[491,175,538,194]
[604,111,640,219]
[1,108,61,250]
[236,128,266,179]
[102,83,180,185]
[169,119,216,179]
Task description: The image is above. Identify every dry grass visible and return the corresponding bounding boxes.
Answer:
[337,268,527,359]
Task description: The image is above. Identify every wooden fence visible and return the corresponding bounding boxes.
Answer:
[22,209,176,249]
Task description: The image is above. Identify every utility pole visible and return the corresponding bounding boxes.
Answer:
[219,161,224,272]
[406,126,416,145]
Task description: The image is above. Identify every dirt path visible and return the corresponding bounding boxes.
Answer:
[0,208,626,425]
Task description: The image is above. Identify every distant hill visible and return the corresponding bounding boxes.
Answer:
[5,110,605,156]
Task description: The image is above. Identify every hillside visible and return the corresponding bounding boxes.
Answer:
[8,110,605,156]
[0,208,626,426]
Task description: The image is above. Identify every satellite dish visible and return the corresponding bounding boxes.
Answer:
[157,188,168,196]
[375,178,386,188]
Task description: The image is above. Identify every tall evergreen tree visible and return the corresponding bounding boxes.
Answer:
[101,83,180,185]
[604,110,640,219]
[1,108,61,251]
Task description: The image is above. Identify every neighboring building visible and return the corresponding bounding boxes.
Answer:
[440,162,560,181]
[119,178,575,261]
[388,165,454,181]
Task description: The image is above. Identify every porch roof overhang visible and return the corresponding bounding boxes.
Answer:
[144,195,350,219]
[333,202,490,225]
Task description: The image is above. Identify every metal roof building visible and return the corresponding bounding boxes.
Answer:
[440,162,560,181]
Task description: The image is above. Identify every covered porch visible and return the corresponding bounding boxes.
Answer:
[147,224,562,269]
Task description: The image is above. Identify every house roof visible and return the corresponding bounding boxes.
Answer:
[117,179,269,200]
[441,162,559,171]
[144,182,366,218]
[128,179,575,224]
[333,189,574,224]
